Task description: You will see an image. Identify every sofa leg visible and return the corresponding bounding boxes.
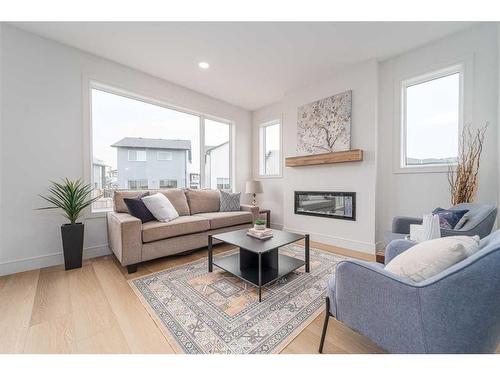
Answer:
[127,264,138,274]
[319,297,331,353]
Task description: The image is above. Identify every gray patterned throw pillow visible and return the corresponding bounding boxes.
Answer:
[219,190,241,212]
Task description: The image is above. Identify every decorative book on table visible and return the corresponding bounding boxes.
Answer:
[247,228,273,239]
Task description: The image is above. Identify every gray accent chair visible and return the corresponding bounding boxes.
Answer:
[386,203,497,244]
[319,229,500,353]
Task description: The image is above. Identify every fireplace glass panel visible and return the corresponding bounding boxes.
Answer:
[294,191,356,220]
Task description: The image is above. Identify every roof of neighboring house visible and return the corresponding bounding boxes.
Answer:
[204,141,229,154]
[111,137,191,150]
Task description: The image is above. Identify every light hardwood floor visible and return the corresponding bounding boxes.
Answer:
[0,241,452,354]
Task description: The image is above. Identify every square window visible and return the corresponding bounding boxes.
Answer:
[128,179,148,190]
[159,179,177,188]
[128,149,147,161]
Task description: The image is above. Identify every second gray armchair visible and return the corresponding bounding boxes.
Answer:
[386,203,497,244]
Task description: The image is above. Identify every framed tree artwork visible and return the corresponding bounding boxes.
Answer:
[297,90,352,155]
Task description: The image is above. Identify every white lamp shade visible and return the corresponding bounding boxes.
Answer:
[245,180,263,194]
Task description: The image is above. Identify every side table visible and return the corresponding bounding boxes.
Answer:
[259,209,271,228]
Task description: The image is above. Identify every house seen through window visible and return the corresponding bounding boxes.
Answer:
[91,87,232,212]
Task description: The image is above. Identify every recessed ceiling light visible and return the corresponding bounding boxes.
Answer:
[198,61,210,70]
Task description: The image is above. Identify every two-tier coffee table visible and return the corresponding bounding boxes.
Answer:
[208,229,310,302]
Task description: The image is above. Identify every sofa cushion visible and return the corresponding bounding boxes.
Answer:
[141,193,179,223]
[141,216,210,243]
[219,190,241,212]
[185,189,220,214]
[123,192,155,223]
[159,189,190,216]
[195,211,253,230]
[114,190,149,213]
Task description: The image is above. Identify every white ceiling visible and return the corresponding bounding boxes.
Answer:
[13,22,474,110]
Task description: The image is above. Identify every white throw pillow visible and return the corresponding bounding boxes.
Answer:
[385,235,480,282]
[141,193,179,222]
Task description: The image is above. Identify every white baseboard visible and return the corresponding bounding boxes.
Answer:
[270,223,284,230]
[283,226,376,254]
[0,245,111,276]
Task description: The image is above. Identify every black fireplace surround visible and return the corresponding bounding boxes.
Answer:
[294,191,356,221]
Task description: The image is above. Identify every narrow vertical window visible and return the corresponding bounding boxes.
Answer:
[259,120,281,177]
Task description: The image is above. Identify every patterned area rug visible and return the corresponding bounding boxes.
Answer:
[129,244,349,354]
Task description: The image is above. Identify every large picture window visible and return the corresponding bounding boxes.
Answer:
[90,85,232,212]
[400,64,463,170]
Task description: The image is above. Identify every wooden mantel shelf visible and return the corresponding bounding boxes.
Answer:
[285,149,363,167]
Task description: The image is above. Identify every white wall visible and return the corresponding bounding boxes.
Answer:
[253,60,379,253]
[377,23,499,246]
[0,24,252,275]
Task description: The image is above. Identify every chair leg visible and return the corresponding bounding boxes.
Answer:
[319,297,331,353]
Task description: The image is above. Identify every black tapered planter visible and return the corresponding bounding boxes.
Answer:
[61,223,84,270]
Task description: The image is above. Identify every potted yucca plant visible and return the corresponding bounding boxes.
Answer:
[37,178,101,270]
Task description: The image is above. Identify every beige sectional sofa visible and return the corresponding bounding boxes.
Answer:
[107,188,259,273]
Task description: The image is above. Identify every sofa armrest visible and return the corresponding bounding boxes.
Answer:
[392,216,423,234]
[240,204,259,222]
[335,260,426,353]
[107,211,142,266]
[384,239,416,265]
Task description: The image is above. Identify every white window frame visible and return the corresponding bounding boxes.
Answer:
[127,149,147,162]
[157,151,173,161]
[258,119,282,178]
[85,79,235,215]
[396,62,465,174]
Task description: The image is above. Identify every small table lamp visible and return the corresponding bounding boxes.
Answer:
[245,180,263,206]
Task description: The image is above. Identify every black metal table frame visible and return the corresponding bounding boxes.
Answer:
[208,233,310,302]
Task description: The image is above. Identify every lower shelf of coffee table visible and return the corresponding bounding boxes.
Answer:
[213,253,305,287]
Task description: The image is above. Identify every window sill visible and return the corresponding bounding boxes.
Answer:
[393,164,455,174]
[86,210,110,220]
[258,174,283,180]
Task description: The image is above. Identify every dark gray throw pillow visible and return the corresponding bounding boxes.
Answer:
[219,190,241,212]
[124,192,156,223]
[432,207,469,229]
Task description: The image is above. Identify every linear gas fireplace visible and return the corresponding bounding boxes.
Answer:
[294,191,356,221]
